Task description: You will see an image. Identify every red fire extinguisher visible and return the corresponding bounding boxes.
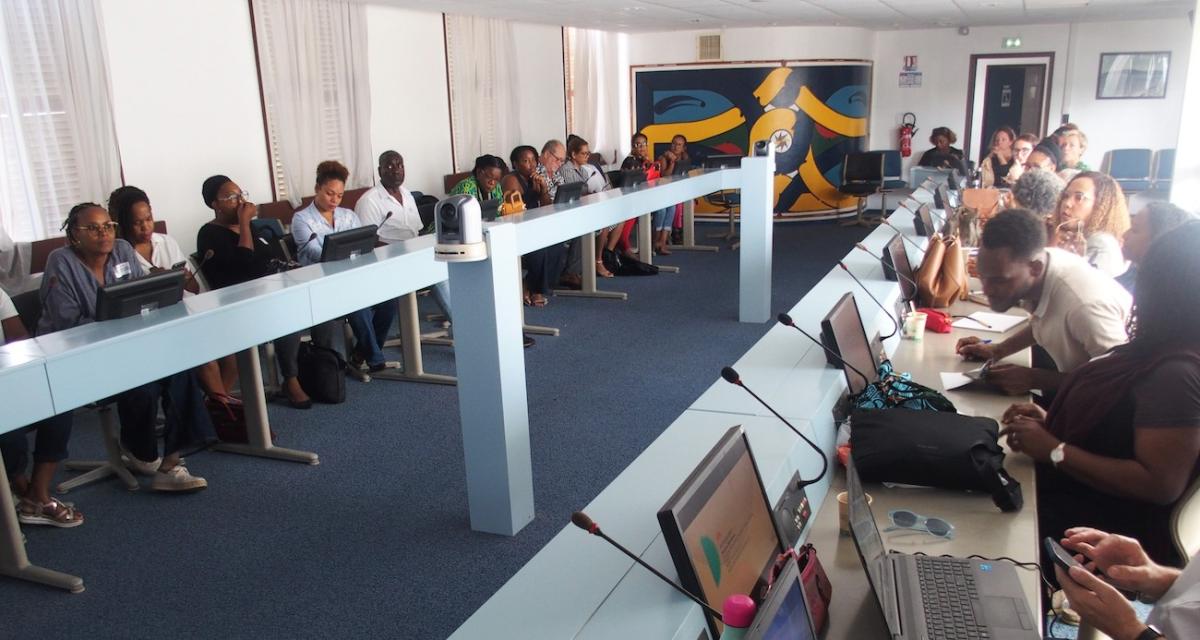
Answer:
[899,112,917,158]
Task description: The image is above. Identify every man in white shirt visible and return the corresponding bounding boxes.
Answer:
[0,288,25,343]
[355,150,423,243]
[957,208,1132,394]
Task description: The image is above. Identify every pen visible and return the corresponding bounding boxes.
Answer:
[982,339,992,344]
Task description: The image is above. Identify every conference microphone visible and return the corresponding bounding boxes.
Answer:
[570,511,725,622]
[880,220,927,253]
[719,366,828,486]
[776,312,873,394]
[297,232,319,254]
[837,261,899,340]
[855,243,921,294]
[183,249,215,288]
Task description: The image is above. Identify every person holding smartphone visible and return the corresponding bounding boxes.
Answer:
[1055,527,1198,640]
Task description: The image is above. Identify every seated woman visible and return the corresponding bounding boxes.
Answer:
[42,203,213,492]
[979,126,1016,188]
[622,132,672,255]
[557,136,617,278]
[917,126,967,174]
[292,160,398,375]
[1002,133,1038,186]
[0,289,83,527]
[505,145,569,307]
[449,154,505,202]
[999,220,1200,570]
[1051,171,1131,277]
[1056,126,1090,172]
[1118,202,1196,294]
[196,175,315,408]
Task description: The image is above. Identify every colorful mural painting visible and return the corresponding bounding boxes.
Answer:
[632,62,872,217]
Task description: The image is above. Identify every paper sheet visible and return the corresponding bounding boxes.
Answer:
[939,371,975,390]
[951,311,1026,333]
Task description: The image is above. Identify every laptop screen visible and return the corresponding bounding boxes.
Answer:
[847,458,901,636]
[742,556,817,640]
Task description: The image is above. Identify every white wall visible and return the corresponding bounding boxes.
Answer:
[365,6,454,197]
[511,23,568,151]
[101,0,271,255]
[1172,14,1200,209]
[626,26,875,65]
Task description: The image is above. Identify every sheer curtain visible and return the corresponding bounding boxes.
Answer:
[567,28,628,163]
[0,0,122,244]
[445,15,523,172]
[252,0,372,204]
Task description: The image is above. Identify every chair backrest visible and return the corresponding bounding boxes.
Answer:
[1102,148,1153,180]
[11,289,41,336]
[30,237,66,274]
[257,200,299,228]
[443,171,472,194]
[1153,148,1175,183]
[340,186,369,210]
[843,151,884,184]
[1172,474,1200,560]
[879,150,903,180]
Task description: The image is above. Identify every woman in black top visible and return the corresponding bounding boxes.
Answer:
[195,175,313,409]
[917,126,967,174]
[980,126,1017,188]
[1000,221,1200,572]
[505,146,568,307]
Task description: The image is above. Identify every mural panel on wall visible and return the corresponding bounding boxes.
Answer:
[633,62,872,217]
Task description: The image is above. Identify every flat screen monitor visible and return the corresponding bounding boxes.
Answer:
[704,154,741,169]
[937,182,956,210]
[820,292,880,396]
[96,269,186,321]
[742,556,818,640]
[554,181,585,204]
[913,203,936,237]
[620,168,647,188]
[881,233,917,302]
[320,224,379,262]
[658,426,786,640]
[947,170,962,191]
[480,198,501,221]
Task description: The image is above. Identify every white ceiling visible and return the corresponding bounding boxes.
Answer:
[372,0,1194,32]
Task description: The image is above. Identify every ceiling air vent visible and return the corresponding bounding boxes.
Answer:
[698,34,721,61]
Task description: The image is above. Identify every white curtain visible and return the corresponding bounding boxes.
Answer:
[0,0,122,243]
[445,15,523,172]
[252,0,372,204]
[568,28,627,163]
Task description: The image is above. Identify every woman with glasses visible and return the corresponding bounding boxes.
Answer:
[1003,133,1039,185]
[622,132,672,255]
[1051,171,1131,277]
[196,175,315,409]
[557,136,617,277]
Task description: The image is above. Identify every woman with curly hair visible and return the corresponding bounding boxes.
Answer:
[1051,171,1130,277]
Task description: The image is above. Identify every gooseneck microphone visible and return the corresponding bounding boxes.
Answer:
[855,243,921,294]
[837,261,899,340]
[719,366,828,486]
[297,232,319,253]
[570,511,724,621]
[184,249,215,288]
[880,220,927,253]
[776,313,873,393]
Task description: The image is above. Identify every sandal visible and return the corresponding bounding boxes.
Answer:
[531,294,548,307]
[17,497,83,528]
[596,260,614,278]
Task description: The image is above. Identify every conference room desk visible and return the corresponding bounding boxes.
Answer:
[809,298,1041,639]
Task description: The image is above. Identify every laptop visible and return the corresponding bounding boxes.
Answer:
[846,458,1037,640]
[741,556,818,640]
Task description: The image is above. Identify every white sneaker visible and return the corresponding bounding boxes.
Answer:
[150,464,207,492]
[120,448,162,476]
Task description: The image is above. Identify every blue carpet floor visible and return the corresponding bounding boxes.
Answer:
[3,221,870,638]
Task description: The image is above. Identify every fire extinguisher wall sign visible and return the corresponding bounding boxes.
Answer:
[899,112,917,158]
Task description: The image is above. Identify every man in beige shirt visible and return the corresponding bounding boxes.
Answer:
[956,209,1132,394]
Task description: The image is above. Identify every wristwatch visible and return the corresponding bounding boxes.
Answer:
[1050,442,1066,467]
[1135,624,1164,640]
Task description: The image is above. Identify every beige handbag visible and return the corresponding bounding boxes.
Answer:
[915,233,969,308]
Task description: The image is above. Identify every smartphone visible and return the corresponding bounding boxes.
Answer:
[171,260,187,270]
[1044,537,1082,571]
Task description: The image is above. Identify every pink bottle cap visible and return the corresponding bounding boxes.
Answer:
[722,593,757,628]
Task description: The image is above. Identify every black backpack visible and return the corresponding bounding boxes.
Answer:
[297,342,346,404]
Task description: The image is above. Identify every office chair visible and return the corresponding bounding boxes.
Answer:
[839,151,885,227]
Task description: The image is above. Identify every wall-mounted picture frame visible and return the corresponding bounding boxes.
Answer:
[1096,51,1170,99]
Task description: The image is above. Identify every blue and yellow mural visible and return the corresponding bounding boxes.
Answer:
[633,62,872,216]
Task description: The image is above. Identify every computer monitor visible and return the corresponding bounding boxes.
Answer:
[742,556,818,640]
[96,269,186,321]
[320,224,379,262]
[882,234,917,302]
[479,198,501,221]
[820,292,881,396]
[936,182,956,211]
[554,181,585,204]
[704,154,741,169]
[658,426,786,639]
[912,203,936,237]
[620,168,647,188]
[947,170,962,191]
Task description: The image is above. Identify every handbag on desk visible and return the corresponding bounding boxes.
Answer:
[852,360,957,413]
[770,544,832,632]
[915,233,968,308]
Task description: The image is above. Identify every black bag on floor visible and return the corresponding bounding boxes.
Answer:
[297,342,346,404]
[850,408,1023,512]
[604,249,658,276]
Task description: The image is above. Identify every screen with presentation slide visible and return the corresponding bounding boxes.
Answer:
[658,426,785,639]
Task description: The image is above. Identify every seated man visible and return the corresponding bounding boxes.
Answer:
[957,209,1132,394]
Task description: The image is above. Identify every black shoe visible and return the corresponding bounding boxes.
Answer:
[523,334,535,348]
[288,396,313,410]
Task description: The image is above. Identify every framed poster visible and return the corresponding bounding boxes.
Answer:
[1096,52,1170,99]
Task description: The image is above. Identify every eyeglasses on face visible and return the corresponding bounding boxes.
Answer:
[75,222,119,236]
[218,191,249,203]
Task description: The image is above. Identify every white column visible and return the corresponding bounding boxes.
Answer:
[739,153,775,323]
[1172,10,1200,208]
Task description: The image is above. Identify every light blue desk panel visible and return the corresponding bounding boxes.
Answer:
[509,169,735,254]
[0,351,52,434]
[450,411,817,640]
[281,237,446,324]
[29,274,313,414]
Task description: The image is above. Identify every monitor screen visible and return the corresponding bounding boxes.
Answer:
[913,203,935,237]
[882,234,917,302]
[820,292,880,396]
[658,426,785,639]
[743,556,817,640]
[96,269,186,321]
[847,457,901,636]
[480,199,501,221]
[554,181,585,204]
[704,154,741,169]
[936,183,953,211]
[620,168,647,188]
[320,225,379,262]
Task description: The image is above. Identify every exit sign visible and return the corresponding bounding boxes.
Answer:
[1003,37,1022,48]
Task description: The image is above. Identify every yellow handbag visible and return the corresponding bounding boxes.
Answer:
[499,189,526,216]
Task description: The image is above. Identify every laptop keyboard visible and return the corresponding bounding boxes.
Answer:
[914,556,988,639]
